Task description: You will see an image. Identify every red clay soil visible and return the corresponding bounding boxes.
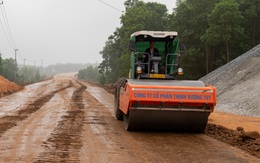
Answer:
[0,75,21,97]
[209,111,260,133]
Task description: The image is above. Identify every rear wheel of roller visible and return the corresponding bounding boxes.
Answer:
[123,113,130,130]
[114,78,126,120]
[123,111,135,131]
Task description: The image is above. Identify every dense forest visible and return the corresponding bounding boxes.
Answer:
[97,0,260,83]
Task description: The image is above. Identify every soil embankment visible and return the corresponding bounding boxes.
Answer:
[0,75,21,97]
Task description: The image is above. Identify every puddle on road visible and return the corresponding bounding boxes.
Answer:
[0,80,53,118]
[86,86,114,115]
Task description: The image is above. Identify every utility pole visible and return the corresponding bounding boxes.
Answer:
[14,49,18,82]
[14,49,18,63]
[41,59,43,67]
[23,58,26,83]
[34,60,36,67]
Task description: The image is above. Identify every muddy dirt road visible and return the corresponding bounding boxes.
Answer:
[0,74,259,162]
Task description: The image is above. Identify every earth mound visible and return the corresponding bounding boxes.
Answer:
[0,75,21,97]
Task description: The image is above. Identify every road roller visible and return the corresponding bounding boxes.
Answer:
[114,31,216,132]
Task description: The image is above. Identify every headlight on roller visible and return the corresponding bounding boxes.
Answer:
[136,66,142,74]
[178,68,183,75]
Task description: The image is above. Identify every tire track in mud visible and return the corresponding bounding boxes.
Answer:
[0,81,72,137]
[35,84,87,163]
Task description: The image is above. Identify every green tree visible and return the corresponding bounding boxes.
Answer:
[169,0,216,77]
[98,33,122,83]
[202,0,244,63]
[99,74,106,85]
[99,0,168,83]
[98,0,256,82]
[239,0,260,47]
[18,66,40,84]
[2,58,18,82]
[35,71,41,81]
[78,65,100,83]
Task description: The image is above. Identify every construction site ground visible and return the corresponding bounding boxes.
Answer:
[0,73,259,162]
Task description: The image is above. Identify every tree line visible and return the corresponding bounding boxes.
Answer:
[0,54,98,85]
[0,56,45,84]
[0,56,18,82]
[97,0,260,83]
[77,65,102,84]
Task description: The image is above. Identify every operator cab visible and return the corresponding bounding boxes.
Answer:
[129,31,184,80]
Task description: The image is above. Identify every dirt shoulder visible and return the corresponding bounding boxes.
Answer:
[206,111,260,158]
[209,111,260,133]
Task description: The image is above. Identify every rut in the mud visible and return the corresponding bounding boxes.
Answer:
[0,82,72,137]
[35,85,86,162]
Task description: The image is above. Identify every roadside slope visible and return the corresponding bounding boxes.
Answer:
[200,44,260,117]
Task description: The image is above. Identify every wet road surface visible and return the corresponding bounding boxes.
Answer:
[0,73,259,162]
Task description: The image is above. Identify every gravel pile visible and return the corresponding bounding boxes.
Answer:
[200,44,260,117]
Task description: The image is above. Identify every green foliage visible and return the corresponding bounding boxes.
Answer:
[179,48,206,79]
[0,57,48,84]
[239,0,260,46]
[98,0,260,82]
[78,66,101,83]
[0,58,98,85]
[44,63,94,76]
[99,74,106,85]
[203,0,244,63]
[169,0,258,79]
[1,58,18,82]
[99,0,168,84]
[17,66,45,84]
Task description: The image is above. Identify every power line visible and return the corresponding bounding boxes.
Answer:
[0,1,18,49]
[0,13,15,49]
[1,3,17,48]
[98,0,123,13]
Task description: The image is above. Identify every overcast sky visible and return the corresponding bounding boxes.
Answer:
[0,0,176,66]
